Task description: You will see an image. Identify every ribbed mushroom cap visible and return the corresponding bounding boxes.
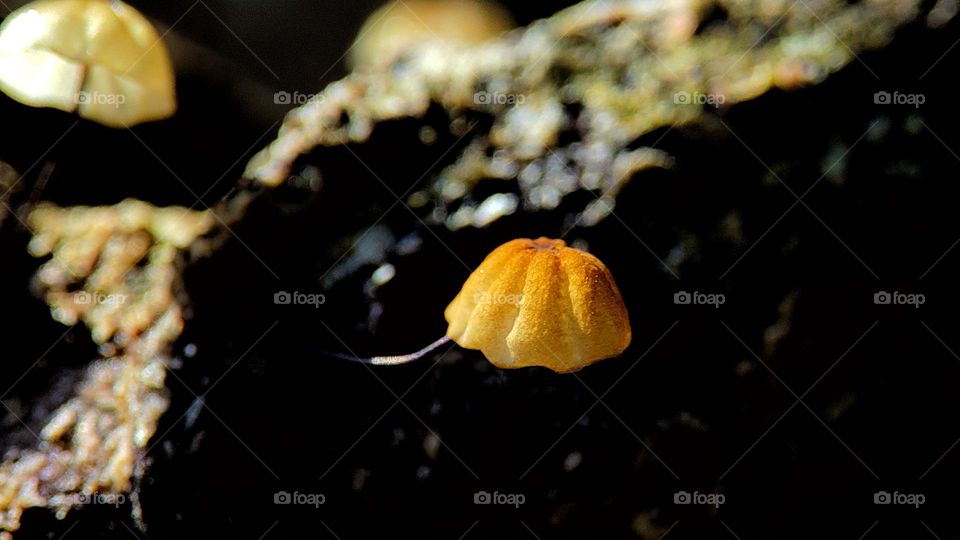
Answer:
[0,0,176,127]
[445,238,631,372]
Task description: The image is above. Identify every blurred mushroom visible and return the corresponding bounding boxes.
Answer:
[348,0,514,71]
[0,0,176,127]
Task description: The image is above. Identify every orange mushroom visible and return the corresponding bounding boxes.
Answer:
[446,237,631,371]
[336,237,631,373]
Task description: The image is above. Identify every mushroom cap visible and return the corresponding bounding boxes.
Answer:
[349,0,514,71]
[445,238,632,372]
[0,0,176,127]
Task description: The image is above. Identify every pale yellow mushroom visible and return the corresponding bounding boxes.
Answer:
[0,0,176,127]
[349,0,514,71]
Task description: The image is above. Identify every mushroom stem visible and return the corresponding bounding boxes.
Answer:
[328,335,452,366]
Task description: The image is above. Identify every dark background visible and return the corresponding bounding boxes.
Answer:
[1,1,959,539]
